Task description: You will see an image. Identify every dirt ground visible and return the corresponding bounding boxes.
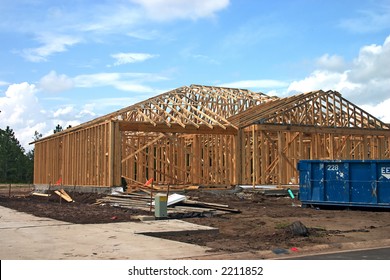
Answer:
[1,188,390,254]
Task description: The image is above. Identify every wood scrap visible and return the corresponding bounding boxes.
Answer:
[95,191,152,211]
[59,189,74,202]
[183,199,240,213]
[94,191,240,216]
[32,192,51,197]
[186,186,199,190]
[173,205,227,215]
[54,190,73,202]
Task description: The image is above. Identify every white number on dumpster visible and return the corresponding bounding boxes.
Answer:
[327,165,339,171]
[381,167,390,179]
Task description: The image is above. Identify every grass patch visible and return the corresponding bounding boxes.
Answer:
[274,222,290,229]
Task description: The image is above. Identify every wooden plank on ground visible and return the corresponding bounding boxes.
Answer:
[32,192,51,197]
[54,190,73,202]
[183,199,240,213]
[59,189,74,202]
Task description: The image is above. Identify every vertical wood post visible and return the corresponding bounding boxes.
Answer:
[109,121,118,187]
[252,126,257,188]
[235,129,243,185]
[278,131,286,186]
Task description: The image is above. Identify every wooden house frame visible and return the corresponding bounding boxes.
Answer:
[32,85,390,190]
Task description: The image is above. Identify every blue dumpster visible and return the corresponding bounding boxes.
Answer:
[298,160,390,208]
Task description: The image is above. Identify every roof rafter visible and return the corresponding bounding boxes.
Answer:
[31,85,389,145]
[230,90,390,130]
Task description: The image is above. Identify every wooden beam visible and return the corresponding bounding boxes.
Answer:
[174,94,228,130]
[136,108,158,126]
[118,121,237,135]
[247,124,390,136]
[121,133,165,163]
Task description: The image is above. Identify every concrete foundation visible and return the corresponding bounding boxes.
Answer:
[33,184,121,194]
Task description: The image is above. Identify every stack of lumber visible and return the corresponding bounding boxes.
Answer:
[94,191,240,217]
[95,193,153,212]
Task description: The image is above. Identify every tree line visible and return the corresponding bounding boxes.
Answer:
[0,126,35,183]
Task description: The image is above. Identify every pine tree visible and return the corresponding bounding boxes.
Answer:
[0,126,34,183]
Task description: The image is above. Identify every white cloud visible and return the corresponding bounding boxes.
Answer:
[339,5,390,33]
[22,33,81,62]
[126,29,160,40]
[0,82,46,149]
[192,54,219,64]
[76,107,96,119]
[73,72,167,93]
[220,79,289,90]
[77,0,228,34]
[289,36,390,104]
[79,5,142,33]
[286,35,390,123]
[0,81,9,87]
[0,82,100,150]
[130,0,229,21]
[36,71,167,94]
[53,106,74,118]
[361,99,390,123]
[73,73,121,88]
[180,47,219,64]
[35,71,167,94]
[316,54,346,72]
[287,70,359,94]
[3,1,230,65]
[110,52,157,66]
[39,71,74,93]
[84,97,140,110]
[50,120,80,131]
[221,16,285,52]
[348,37,390,84]
[0,83,39,125]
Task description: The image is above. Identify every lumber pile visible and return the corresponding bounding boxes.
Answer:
[95,193,153,212]
[94,191,240,217]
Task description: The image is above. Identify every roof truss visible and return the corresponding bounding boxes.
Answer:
[118,84,274,131]
[230,90,390,130]
[32,86,389,144]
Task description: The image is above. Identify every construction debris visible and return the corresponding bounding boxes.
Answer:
[182,199,240,213]
[94,191,239,218]
[149,193,187,206]
[95,193,151,212]
[54,189,74,202]
[32,192,51,197]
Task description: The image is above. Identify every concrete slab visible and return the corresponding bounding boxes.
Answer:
[134,219,218,235]
[0,206,216,260]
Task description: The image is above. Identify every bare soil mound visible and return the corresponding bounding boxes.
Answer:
[0,192,149,224]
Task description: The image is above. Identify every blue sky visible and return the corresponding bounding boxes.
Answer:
[1,0,390,150]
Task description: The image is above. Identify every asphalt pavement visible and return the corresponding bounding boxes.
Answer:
[287,247,390,260]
